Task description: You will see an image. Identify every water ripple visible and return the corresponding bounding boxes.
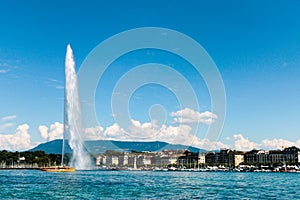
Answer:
[0,170,299,199]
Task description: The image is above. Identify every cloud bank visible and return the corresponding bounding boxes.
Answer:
[0,124,32,151]
[0,108,299,151]
[170,108,217,124]
[38,122,64,141]
[230,134,300,151]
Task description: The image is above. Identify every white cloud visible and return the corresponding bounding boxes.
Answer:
[97,108,217,149]
[45,77,64,90]
[38,125,49,139]
[232,134,259,151]
[104,123,128,140]
[128,119,160,140]
[0,115,17,132]
[36,120,300,152]
[158,124,192,143]
[170,108,217,124]
[100,119,227,150]
[1,115,16,121]
[103,120,195,144]
[296,140,300,148]
[0,124,33,151]
[261,138,295,150]
[47,122,64,141]
[55,86,64,89]
[0,123,14,131]
[47,77,59,82]
[83,126,105,140]
[38,122,63,141]
[194,139,228,151]
[228,134,300,151]
[155,124,228,150]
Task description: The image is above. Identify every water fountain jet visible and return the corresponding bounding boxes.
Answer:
[64,44,93,170]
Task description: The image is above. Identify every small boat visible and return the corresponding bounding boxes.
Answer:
[40,166,75,172]
[39,135,75,172]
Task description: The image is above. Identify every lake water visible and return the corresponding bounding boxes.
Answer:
[0,170,299,199]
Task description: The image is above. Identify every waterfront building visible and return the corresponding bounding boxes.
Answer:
[127,156,136,167]
[215,149,231,166]
[177,150,199,168]
[111,156,119,166]
[137,155,151,166]
[198,153,206,164]
[204,149,244,167]
[244,150,269,164]
[149,150,181,167]
[150,155,161,166]
[228,153,244,167]
[160,156,177,166]
[116,152,129,166]
[96,154,106,166]
[95,146,300,169]
[244,146,300,165]
[205,152,216,166]
[282,146,300,163]
[122,154,128,166]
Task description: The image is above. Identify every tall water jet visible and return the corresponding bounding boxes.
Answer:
[64,44,93,170]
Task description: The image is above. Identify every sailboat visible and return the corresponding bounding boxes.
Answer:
[40,165,75,172]
[39,140,75,172]
[39,138,75,172]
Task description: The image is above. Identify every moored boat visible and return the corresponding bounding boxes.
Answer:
[40,166,75,172]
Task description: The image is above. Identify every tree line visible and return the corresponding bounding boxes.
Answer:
[0,150,72,168]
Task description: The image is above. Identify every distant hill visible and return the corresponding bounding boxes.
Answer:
[30,140,206,154]
[30,140,72,154]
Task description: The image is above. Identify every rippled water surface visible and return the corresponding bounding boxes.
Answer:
[0,170,299,199]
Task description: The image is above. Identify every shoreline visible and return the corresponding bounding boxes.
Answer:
[1,167,300,173]
[0,168,39,170]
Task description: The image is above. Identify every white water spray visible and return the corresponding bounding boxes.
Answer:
[64,44,93,170]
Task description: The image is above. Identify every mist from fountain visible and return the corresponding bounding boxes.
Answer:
[64,44,93,170]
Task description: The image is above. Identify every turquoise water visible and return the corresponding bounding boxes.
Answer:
[0,170,299,199]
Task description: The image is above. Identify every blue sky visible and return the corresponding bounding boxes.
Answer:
[1,0,300,150]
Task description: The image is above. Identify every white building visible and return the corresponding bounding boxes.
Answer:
[111,156,119,166]
[233,154,244,167]
[198,153,206,164]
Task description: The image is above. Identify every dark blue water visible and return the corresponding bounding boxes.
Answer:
[0,170,299,199]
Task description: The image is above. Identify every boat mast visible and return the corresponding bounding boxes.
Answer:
[61,132,65,166]
[61,77,67,167]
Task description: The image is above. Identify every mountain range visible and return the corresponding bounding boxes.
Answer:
[29,139,206,154]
